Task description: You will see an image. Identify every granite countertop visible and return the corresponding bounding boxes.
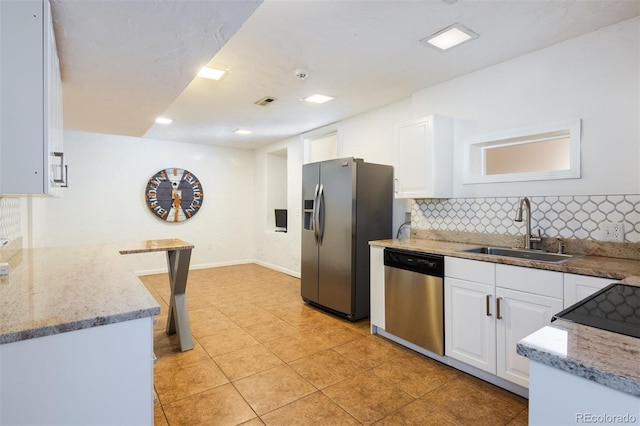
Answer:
[0,244,160,345]
[370,238,640,280]
[119,238,194,255]
[517,318,640,396]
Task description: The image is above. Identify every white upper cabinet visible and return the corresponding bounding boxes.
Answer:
[0,0,64,196]
[394,114,453,199]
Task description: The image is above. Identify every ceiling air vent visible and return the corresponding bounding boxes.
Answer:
[255,96,277,106]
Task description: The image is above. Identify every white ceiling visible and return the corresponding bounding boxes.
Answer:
[51,0,639,150]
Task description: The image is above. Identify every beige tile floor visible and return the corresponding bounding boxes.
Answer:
[141,264,529,426]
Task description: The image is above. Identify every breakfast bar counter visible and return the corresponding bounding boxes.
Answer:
[0,243,160,344]
[120,238,195,351]
[0,243,162,425]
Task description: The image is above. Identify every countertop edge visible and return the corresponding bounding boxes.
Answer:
[517,338,640,397]
[0,306,160,345]
[369,239,637,280]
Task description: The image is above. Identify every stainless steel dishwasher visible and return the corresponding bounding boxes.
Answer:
[384,248,444,355]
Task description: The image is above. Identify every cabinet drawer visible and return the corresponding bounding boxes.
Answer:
[496,264,563,298]
[445,257,495,285]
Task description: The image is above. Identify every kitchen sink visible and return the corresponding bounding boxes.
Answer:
[462,246,576,263]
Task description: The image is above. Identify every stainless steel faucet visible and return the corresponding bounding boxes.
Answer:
[514,197,542,249]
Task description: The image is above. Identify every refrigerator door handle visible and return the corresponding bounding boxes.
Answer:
[317,184,325,245]
[313,184,320,244]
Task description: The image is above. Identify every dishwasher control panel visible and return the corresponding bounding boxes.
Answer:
[383,248,444,277]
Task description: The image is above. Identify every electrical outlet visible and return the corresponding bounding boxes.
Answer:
[404,212,411,223]
[601,222,625,242]
[0,262,9,276]
[611,222,625,242]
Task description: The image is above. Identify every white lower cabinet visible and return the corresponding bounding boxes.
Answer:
[370,245,385,329]
[445,257,563,389]
[0,317,154,426]
[445,276,496,373]
[563,273,615,308]
[380,252,620,394]
[495,287,563,387]
[529,361,640,425]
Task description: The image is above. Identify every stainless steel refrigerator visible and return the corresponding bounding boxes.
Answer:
[301,157,393,320]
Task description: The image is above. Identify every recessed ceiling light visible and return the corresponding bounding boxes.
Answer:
[302,94,335,104]
[420,23,478,51]
[234,129,253,135]
[197,66,227,80]
[155,117,173,124]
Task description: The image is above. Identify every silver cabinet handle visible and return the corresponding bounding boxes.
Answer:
[53,152,68,187]
[486,294,492,316]
[496,297,503,320]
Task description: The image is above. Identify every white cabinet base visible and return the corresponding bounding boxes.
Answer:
[529,361,640,426]
[0,318,154,426]
[370,245,385,329]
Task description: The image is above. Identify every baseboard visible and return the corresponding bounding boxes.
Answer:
[134,259,300,278]
[253,260,300,278]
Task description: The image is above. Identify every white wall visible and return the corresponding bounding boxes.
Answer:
[253,136,302,277]
[266,152,287,229]
[411,17,639,197]
[251,99,414,276]
[252,17,639,275]
[10,18,637,277]
[337,98,414,235]
[26,130,254,273]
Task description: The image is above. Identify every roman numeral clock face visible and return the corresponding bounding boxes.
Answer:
[145,168,203,222]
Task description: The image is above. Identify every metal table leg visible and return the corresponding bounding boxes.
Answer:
[165,248,193,351]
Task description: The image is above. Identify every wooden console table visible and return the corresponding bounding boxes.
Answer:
[120,239,194,351]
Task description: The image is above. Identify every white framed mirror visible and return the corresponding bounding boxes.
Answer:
[463,119,581,184]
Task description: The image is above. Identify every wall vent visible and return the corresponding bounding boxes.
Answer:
[255,97,277,106]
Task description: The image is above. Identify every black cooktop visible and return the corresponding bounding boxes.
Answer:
[552,283,640,338]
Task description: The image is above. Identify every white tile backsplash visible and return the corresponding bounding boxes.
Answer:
[412,195,640,243]
[0,197,20,240]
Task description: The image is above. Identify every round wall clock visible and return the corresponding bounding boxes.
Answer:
[145,168,203,222]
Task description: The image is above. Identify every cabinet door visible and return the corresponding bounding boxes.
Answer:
[495,287,562,388]
[394,115,453,199]
[0,0,63,195]
[563,274,615,308]
[395,118,431,198]
[445,277,496,373]
[370,245,385,329]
